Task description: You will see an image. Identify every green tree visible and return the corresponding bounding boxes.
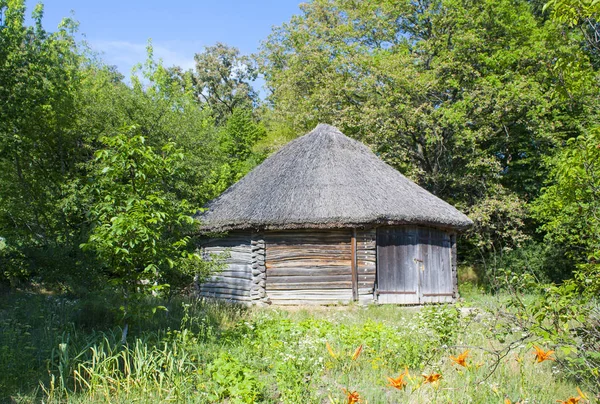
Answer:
[75,43,225,205]
[539,0,600,288]
[260,0,597,270]
[544,0,600,65]
[82,128,206,320]
[215,108,267,187]
[0,0,89,285]
[533,125,600,298]
[191,42,259,124]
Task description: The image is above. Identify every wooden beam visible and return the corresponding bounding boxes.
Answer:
[451,232,458,300]
[378,290,417,295]
[351,228,358,301]
[268,281,353,290]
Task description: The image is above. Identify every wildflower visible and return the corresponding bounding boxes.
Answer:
[342,388,361,404]
[352,344,363,361]
[387,367,409,390]
[556,388,588,404]
[450,350,470,367]
[533,345,555,363]
[326,341,337,358]
[556,397,581,404]
[505,398,522,404]
[422,372,442,384]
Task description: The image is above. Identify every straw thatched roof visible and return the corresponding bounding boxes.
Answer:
[197,124,473,232]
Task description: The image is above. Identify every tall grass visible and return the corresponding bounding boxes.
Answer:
[0,289,594,403]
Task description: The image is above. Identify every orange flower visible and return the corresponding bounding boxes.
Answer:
[352,345,363,361]
[387,367,409,390]
[505,399,523,404]
[421,372,442,384]
[342,388,361,404]
[556,388,588,404]
[450,350,470,367]
[326,341,337,358]
[556,397,581,404]
[533,345,555,363]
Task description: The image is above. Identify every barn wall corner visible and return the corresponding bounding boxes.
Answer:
[250,233,269,305]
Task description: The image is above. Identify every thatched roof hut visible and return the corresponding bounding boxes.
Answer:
[196,124,472,305]
[199,124,472,232]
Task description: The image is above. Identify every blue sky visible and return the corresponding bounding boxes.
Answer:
[29,0,302,77]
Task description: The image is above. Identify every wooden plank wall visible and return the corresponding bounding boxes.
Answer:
[197,232,253,303]
[356,229,376,304]
[264,230,353,305]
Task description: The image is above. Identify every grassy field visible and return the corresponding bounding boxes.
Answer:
[0,286,594,403]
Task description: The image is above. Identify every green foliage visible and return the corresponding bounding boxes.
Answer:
[0,0,90,285]
[417,304,461,347]
[191,42,259,124]
[205,352,264,403]
[545,0,600,24]
[0,291,588,403]
[213,108,267,188]
[260,0,598,275]
[533,130,600,282]
[495,241,574,284]
[544,0,600,65]
[500,271,600,392]
[78,43,223,205]
[82,129,205,308]
[2,1,600,399]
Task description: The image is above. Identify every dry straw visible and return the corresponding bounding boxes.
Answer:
[197,124,472,232]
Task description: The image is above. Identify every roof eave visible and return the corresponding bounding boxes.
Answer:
[197,217,473,234]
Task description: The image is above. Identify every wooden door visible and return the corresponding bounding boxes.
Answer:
[419,228,454,303]
[376,227,454,304]
[376,227,420,304]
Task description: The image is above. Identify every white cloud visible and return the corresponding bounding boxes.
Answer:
[90,39,200,76]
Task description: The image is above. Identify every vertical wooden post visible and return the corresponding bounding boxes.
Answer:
[451,233,458,300]
[351,228,358,301]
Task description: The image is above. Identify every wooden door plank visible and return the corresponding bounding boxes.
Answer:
[351,228,358,301]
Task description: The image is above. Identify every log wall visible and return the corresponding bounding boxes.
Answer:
[264,230,353,305]
[198,232,267,305]
[197,227,456,306]
[250,234,268,305]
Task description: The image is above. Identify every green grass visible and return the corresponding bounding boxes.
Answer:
[0,288,594,403]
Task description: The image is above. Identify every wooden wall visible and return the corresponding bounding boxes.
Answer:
[264,230,354,305]
[197,232,268,305]
[196,226,456,306]
[356,229,377,304]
